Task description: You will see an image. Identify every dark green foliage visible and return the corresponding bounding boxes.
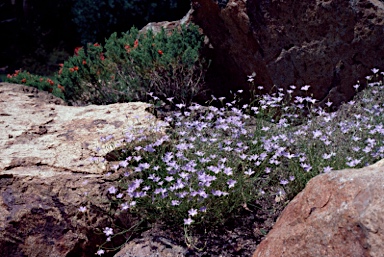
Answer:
[105,24,208,104]
[56,43,121,105]
[5,70,65,99]
[57,24,208,105]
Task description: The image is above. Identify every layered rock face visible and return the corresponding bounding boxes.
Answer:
[0,83,166,257]
[253,159,384,257]
[191,0,384,107]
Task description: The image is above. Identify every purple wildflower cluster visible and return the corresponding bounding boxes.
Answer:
[91,68,384,255]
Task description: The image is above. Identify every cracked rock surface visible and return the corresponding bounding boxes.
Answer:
[0,83,166,257]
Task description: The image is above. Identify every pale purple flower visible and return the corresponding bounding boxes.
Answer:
[322,153,333,160]
[227,179,237,188]
[244,169,255,176]
[165,176,174,182]
[301,163,312,172]
[352,146,360,152]
[144,145,155,153]
[223,167,233,176]
[301,85,310,91]
[184,217,194,225]
[176,103,186,109]
[121,202,129,210]
[208,165,221,174]
[188,208,198,217]
[371,68,379,74]
[171,200,180,206]
[280,179,289,185]
[312,130,322,138]
[346,158,361,167]
[108,186,117,194]
[103,227,113,236]
[96,249,105,255]
[141,162,151,170]
[285,152,296,159]
[119,160,129,168]
[261,126,270,131]
[323,166,333,173]
[78,206,87,213]
[325,100,333,107]
[212,190,224,196]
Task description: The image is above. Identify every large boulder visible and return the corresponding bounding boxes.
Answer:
[191,0,384,107]
[0,83,167,257]
[139,9,193,35]
[252,159,384,257]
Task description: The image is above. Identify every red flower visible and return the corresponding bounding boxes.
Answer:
[7,74,12,78]
[82,60,87,65]
[158,50,163,55]
[94,43,100,47]
[74,47,82,56]
[74,66,79,71]
[69,68,75,73]
[100,53,105,61]
[134,39,139,48]
[124,45,131,53]
[47,78,55,85]
[21,78,26,83]
[57,84,65,92]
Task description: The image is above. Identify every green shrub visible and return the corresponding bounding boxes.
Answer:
[105,24,208,105]
[5,70,65,99]
[56,43,121,105]
[57,24,208,105]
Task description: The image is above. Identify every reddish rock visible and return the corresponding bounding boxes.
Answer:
[191,0,384,107]
[253,159,384,257]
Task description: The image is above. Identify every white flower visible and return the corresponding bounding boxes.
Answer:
[78,206,87,213]
[103,227,113,237]
[371,68,379,74]
[184,218,194,225]
[96,249,105,255]
[188,208,198,216]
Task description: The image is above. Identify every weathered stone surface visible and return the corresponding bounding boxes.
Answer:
[140,8,193,35]
[0,83,167,257]
[0,82,165,174]
[114,235,187,257]
[191,0,384,107]
[252,159,384,257]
